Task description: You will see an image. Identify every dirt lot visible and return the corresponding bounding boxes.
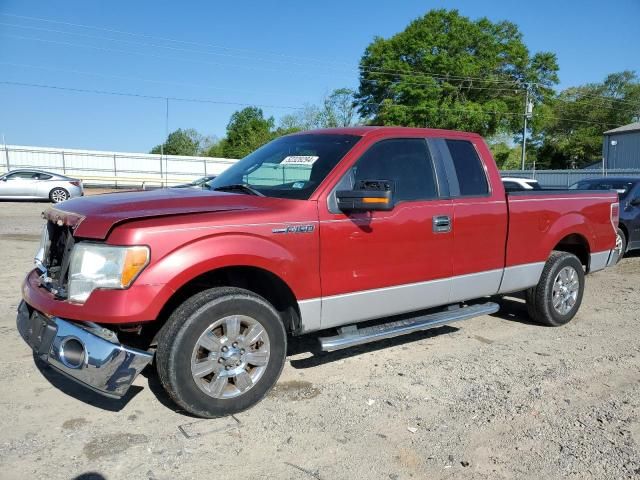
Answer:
[0,200,638,480]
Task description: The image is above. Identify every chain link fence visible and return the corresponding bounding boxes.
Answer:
[500,169,640,188]
[1,144,237,188]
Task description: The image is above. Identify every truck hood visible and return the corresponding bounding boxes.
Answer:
[47,188,268,239]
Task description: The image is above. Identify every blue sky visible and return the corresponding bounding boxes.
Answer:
[0,0,638,152]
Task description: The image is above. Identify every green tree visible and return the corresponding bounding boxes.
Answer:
[355,9,558,137]
[221,107,275,158]
[203,138,228,158]
[535,71,640,168]
[322,88,359,127]
[278,104,325,132]
[487,133,522,170]
[150,128,204,156]
[277,88,360,132]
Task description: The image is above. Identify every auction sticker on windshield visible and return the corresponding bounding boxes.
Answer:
[281,155,319,165]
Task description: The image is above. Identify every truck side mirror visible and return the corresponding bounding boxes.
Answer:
[336,179,394,212]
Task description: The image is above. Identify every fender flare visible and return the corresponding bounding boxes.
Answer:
[137,232,302,320]
[543,212,594,261]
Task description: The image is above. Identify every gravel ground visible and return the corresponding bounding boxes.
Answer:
[0,200,638,480]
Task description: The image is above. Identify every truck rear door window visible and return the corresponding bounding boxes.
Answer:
[446,140,489,196]
[352,138,437,202]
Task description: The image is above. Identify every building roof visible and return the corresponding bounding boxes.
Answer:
[604,122,640,135]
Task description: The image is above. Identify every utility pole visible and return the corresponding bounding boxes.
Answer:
[164,98,169,186]
[2,134,9,171]
[159,98,169,187]
[165,97,169,141]
[520,84,533,170]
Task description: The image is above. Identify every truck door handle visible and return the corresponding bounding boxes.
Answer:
[433,215,452,233]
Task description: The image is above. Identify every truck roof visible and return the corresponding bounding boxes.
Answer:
[290,126,484,139]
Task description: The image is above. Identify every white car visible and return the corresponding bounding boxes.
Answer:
[502,177,541,192]
[0,169,84,203]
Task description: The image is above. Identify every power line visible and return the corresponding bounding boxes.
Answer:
[0,21,351,72]
[0,17,543,89]
[0,12,536,87]
[3,11,637,107]
[0,78,626,128]
[0,80,304,110]
[2,31,523,91]
[5,34,556,103]
[556,91,640,108]
[379,102,624,127]
[2,33,536,95]
[0,12,355,69]
[6,25,638,113]
[0,61,312,101]
[552,95,640,111]
[366,78,524,93]
[2,33,343,81]
[1,58,528,103]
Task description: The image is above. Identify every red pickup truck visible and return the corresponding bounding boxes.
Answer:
[17,127,619,418]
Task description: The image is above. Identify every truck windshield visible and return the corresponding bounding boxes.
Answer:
[207,134,361,200]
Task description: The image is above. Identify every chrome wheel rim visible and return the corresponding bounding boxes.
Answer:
[190,315,270,399]
[552,266,579,315]
[51,189,67,203]
[614,233,624,258]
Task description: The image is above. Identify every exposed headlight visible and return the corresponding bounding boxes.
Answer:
[34,223,50,270]
[68,244,150,303]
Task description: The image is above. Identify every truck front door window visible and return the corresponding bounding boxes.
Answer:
[351,138,438,202]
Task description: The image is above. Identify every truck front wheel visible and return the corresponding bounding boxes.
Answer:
[525,251,585,327]
[156,287,287,418]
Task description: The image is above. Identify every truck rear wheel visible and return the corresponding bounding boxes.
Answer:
[525,251,585,327]
[156,287,287,418]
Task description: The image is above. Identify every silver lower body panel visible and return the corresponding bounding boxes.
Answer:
[590,249,615,272]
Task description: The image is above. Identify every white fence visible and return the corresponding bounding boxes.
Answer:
[0,144,238,188]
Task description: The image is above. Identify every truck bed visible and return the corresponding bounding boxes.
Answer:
[505,189,617,273]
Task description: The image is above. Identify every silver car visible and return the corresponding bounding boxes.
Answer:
[0,169,84,203]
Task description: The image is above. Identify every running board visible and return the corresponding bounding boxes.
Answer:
[318,302,499,352]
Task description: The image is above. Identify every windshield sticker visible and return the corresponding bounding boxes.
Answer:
[281,155,319,165]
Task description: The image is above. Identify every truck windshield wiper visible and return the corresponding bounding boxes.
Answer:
[213,183,264,197]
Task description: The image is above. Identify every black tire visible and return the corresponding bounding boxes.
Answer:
[49,187,69,203]
[156,287,286,418]
[613,228,627,264]
[525,251,585,327]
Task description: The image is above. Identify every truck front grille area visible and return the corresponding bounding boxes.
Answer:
[39,220,75,298]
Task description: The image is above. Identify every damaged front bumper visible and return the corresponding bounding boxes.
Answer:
[17,301,153,398]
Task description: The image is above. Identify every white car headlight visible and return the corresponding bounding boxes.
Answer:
[34,224,50,270]
[68,244,150,303]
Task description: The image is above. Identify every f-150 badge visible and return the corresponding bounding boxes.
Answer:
[272,224,315,234]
